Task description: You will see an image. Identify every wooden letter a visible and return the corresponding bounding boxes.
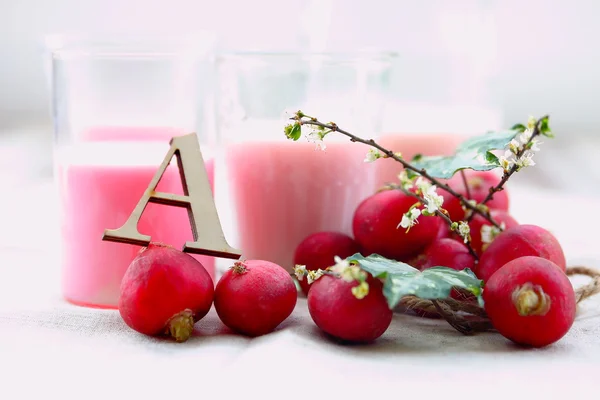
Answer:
[102,133,242,260]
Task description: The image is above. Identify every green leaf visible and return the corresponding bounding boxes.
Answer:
[511,123,527,132]
[284,123,302,141]
[410,129,520,179]
[347,253,484,309]
[538,116,554,138]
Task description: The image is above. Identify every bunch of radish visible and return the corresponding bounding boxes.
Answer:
[293,170,578,348]
[118,243,297,342]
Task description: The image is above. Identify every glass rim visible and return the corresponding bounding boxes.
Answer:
[216,49,399,62]
[47,32,216,60]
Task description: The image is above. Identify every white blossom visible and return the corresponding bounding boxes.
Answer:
[499,150,516,172]
[527,116,537,130]
[508,139,520,154]
[457,221,471,243]
[364,148,381,163]
[329,255,351,276]
[415,177,432,193]
[307,131,326,151]
[343,266,368,282]
[481,222,506,248]
[351,281,370,300]
[328,256,367,282]
[529,138,542,152]
[515,151,536,169]
[397,170,414,190]
[306,269,324,284]
[423,185,444,214]
[294,265,307,281]
[518,128,533,145]
[399,207,421,229]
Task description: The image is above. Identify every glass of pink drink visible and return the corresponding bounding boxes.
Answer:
[51,36,215,308]
[213,52,396,273]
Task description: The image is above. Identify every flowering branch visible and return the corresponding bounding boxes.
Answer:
[285,112,502,229]
[466,115,549,223]
[294,256,371,299]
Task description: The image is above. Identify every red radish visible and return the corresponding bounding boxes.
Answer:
[478,224,566,281]
[352,189,441,262]
[214,260,297,337]
[406,253,429,270]
[293,231,361,295]
[421,238,476,272]
[421,238,477,303]
[118,243,214,342]
[307,273,393,343]
[483,256,576,347]
[468,210,519,255]
[436,223,453,240]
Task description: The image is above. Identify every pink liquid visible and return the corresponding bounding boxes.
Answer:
[224,139,379,271]
[57,128,215,309]
[374,133,468,189]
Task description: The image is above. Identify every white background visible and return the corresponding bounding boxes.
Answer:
[1,0,599,135]
[0,0,599,197]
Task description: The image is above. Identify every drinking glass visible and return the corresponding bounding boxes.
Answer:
[213,51,397,273]
[50,34,216,308]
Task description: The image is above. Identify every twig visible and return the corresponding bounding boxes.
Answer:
[467,115,548,223]
[296,117,502,230]
[460,170,472,200]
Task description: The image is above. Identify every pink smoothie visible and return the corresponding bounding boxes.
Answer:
[56,129,215,309]
[374,133,468,189]
[223,139,379,271]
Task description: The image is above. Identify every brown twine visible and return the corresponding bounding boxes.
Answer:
[399,265,600,335]
[566,265,600,303]
[400,295,488,318]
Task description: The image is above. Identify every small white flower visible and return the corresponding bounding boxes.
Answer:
[341,265,367,282]
[423,185,444,214]
[307,131,326,151]
[481,222,506,248]
[457,221,471,243]
[499,150,516,172]
[516,152,535,169]
[508,139,521,154]
[518,128,533,145]
[329,256,366,282]
[398,170,414,190]
[527,116,537,130]
[480,225,497,245]
[294,264,307,281]
[306,269,324,284]
[529,138,542,152]
[364,148,381,163]
[351,281,370,300]
[399,207,421,229]
[415,177,432,193]
[329,255,351,275]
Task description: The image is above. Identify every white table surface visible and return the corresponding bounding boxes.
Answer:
[1,131,600,399]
